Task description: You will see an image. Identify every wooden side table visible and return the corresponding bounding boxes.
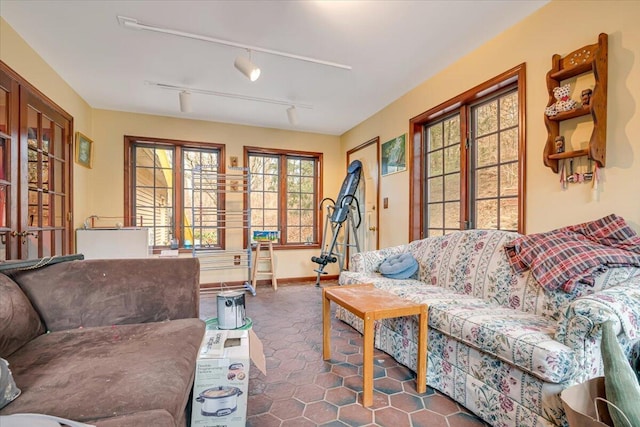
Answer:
[322,284,428,407]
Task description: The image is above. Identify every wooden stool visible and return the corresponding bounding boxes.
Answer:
[251,241,277,291]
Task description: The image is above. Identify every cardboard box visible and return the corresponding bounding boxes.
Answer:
[191,329,265,427]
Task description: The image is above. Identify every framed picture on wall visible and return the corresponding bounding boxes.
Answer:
[381,134,407,176]
[75,132,93,169]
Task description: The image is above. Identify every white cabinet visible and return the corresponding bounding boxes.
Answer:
[76,228,150,259]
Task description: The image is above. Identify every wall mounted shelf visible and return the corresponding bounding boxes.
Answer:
[543,33,608,173]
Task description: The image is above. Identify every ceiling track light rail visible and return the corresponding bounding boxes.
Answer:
[118,16,352,71]
[148,82,310,125]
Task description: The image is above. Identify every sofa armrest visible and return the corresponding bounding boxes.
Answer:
[348,244,407,273]
[554,280,640,381]
[556,281,640,346]
[10,258,200,332]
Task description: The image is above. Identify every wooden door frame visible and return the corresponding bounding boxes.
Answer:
[0,66,20,259]
[0,61,74,256]
[347,136,380,250]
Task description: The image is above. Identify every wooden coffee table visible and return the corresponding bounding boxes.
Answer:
[322,284,428,407]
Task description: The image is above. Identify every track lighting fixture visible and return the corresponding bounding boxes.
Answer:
[287,106,299,126]
[118,16,351,71]
[147,81,312,124]
[234,51,261,82]
[179,90,192,113]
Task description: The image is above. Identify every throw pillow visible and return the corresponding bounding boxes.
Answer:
[0,358,20,409]
[379,253,418,279]
[0,274,45,358]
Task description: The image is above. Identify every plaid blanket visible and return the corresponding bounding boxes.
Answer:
[505,214,640,292]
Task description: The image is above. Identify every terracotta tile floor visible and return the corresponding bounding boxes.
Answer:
[200,283,489,427]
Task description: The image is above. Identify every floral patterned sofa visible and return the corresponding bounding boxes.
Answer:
[337,229,640,427]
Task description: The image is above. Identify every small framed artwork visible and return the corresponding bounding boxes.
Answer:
[381,134,407,176]
[75,132,93,169]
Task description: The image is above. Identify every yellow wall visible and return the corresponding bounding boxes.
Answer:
[0,17,94,225]
[341,0,640,247]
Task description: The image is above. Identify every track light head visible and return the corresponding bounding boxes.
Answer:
[287,106,299,126]
[234,55,261,82]
[179,91,192,113]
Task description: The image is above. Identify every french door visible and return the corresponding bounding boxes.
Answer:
[0,62,73,260]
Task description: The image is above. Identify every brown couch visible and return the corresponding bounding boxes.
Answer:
[0,257,205,427]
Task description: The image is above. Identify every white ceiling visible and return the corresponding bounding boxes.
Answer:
[1,0,547,136]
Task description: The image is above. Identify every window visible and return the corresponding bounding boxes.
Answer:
[424,115,461,235]
[246,148,321,246]
[125,136,224,249]
[410,65,526,240]
[471,90,520,231]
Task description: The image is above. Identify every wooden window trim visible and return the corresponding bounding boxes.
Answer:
[244,146,323,249]
[124,135,225,253]
[409,63,526,241]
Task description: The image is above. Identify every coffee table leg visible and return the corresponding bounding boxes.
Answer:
[416,306,428,394]
[322,291,331,360]
[363,313,374,407]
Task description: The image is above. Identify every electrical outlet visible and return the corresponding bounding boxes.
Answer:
[234,255,241,265]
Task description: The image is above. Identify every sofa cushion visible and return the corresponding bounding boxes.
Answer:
[340,271,427,290]
[379,283,577,383]
[0,318,205,422]
[0,274,45,358]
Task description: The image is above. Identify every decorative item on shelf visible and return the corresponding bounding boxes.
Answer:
[560,160,568,190]
[581,88,593,107]
[555,136,566,153]
[545,84,578,117]
[562,158,595,185]
[591,163,600,202]
[543,33,608,174]
[567,160,576,183]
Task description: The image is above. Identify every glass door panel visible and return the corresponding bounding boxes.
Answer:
[0,68,18,260]
[0,87,7,134]
[0,140,6,181]
[1,64,71,260]
[20,86,72,259]
[54,194,64,227]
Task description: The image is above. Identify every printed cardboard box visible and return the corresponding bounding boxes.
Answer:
[191,329,265,427]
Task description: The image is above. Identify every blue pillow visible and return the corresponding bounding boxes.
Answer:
[379,253,418,279]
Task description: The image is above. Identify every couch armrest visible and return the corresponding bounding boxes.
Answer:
[556,281,640,346]
[348,245,407,273]
[554,280,640,381]
[10,258,200,332]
